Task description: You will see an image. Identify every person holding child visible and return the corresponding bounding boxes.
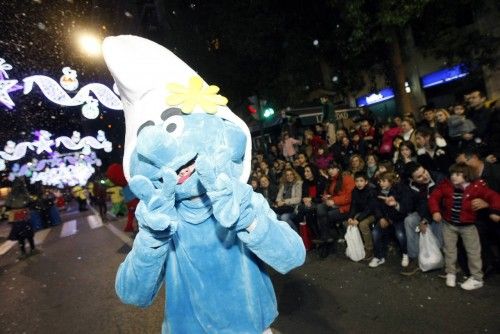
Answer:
[428,162,500,290]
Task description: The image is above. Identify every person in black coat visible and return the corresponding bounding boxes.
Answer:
[402,162,446,275]
[415,126,452,176]
[456,146,500,277]
[294,165,327,238]
[257,175,279,207]
[466,89,492,144]
[486,106,500,162]
[6,178,39,259]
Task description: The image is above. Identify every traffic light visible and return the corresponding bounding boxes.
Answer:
[247,104,258,115]
[247,96,275,121]
[259,99,275,120]
[247,95,260,120]
[262,106,275,119]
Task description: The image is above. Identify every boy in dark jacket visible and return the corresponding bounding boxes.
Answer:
[369,172,412,268]
[429,163,500,290]
[347,172,376,259]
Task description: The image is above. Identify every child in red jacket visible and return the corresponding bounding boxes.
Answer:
[429,163,500,290]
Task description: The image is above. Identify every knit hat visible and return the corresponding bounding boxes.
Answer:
[101,35,252,182]
[448,115,476,138]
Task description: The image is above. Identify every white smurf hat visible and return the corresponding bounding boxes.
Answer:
[101,35,252,183]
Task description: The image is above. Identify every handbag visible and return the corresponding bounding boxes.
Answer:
[344,225,365,262]
[418,228,444,272]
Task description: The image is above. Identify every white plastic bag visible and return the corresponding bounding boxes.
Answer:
[345,225,365,262]
[418,228,444,272]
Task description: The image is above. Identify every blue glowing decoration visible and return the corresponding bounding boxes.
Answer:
[356,87,395,107]
[421,64,468,88]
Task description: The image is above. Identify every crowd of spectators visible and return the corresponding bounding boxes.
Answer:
[249,89,500,291]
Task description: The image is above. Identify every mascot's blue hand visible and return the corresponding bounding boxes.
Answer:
[197,154,255,231]
[129,169,178,240]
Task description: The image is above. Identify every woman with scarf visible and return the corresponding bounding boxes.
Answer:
[273,167,303,231]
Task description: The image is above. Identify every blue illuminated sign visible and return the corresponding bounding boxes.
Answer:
[421,64,468,88]
[356,87,395,107]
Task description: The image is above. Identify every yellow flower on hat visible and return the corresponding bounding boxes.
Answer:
[166,76,228,114]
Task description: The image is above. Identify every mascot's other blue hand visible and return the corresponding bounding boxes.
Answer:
[129,169,179,243]
[197,155,255,230]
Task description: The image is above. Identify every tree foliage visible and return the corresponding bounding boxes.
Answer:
[166,0,499,112]
[412,0,500,71]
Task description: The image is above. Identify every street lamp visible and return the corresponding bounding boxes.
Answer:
[78,33,101,56]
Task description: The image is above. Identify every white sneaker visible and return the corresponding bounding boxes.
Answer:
[460,277,484,291]
[369,257,385,268]
[446,274,456,287]
[401,254,409,267]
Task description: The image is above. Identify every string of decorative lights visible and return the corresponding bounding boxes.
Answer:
[0,57,123,119]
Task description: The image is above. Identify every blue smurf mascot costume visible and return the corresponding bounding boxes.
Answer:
[102,35,305,333]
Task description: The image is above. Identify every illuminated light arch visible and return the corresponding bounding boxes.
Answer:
[0,130,112,169]
[0,56,123,118]
[8,151,103,188]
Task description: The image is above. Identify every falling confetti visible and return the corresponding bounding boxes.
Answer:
[0,0,126,170]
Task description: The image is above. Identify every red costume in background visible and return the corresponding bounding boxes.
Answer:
[106,163,138,232]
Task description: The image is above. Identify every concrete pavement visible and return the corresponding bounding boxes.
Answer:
[0,206,499,333]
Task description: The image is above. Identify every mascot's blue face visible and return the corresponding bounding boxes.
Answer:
[129,108,247,201]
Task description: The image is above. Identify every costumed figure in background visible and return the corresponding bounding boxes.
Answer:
[93,176,109,222]
[106,182,126,218]
[29,182,45,231]
[103,35,305,333]
[87,181,96,205]
[42,187,61,227]
[6,178,39,259]
[106,163,138,232]
[53,188,67,211]
[71,185,88,212]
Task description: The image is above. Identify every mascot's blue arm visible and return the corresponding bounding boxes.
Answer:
[238,192,306,274]
[115,233,169,307]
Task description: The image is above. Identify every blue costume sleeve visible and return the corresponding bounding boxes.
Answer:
[115,232,169,307]
[237,192,306,274]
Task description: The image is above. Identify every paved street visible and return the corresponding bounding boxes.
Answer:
[0,205,499,333]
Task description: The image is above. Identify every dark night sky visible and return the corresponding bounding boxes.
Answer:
[0,0,129,173]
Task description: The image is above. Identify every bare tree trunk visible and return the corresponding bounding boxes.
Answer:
[319,57,333,90]
[389,29,415,117]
